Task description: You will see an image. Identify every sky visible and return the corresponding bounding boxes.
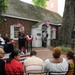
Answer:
[20,0,65,16]
[58,0,65,16]
[21,0,32,4]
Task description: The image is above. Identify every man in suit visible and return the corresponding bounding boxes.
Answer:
[18,26,25,51]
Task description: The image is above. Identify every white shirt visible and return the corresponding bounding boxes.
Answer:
[24,56,43,73]
[42,32,47,40]
[0,37,5,45]
[44,58,68,74]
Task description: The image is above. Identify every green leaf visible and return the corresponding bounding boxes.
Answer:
[32,0,47,8]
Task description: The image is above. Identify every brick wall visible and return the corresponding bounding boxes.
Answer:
[0,16,37,37]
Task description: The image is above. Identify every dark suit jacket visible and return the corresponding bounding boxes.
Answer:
[0,59,5,75]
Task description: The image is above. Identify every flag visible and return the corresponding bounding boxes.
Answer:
[14,23,23,27]
[25,35,33,42]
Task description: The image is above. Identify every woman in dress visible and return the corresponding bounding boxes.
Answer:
[66,50,75,75]
[5,50,23,75]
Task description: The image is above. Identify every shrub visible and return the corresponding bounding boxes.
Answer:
[57,45,71,52]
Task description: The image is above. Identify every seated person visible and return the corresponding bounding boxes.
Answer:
[3,34,14,53]
[0,48,5,75]
[5,50,23,75]
[66,50,75,75]
[44,47,68,75]
[0,36,5,48]
[23,51,44,75]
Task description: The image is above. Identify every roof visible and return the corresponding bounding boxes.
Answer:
[32,21,61,28]
[2,0,62,24]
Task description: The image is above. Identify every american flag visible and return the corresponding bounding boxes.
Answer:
[25,35,33,42]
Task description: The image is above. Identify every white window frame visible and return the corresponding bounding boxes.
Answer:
[10,25,20,40]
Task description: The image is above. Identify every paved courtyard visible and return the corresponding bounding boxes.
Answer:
[3,47,67,62]
[32,47,67,61]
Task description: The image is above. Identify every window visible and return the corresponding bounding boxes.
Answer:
[14,27,20,38]
[51,28,56,39]
[10,25,20,40]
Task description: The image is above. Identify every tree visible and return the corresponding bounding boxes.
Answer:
[0,0,7,23]
[32,0,47,8]
[58,0,75,47]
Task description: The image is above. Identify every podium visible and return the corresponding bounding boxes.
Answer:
[25,35,33,52]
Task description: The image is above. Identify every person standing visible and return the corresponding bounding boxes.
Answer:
[23,51,43,75]
[42,31,48,47]
[18,26,25,51]
[0,48,5,75]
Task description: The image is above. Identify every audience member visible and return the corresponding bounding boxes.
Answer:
[0,48,5,75]
[23,51,43,74]
[66,50,75,75]
[44,47,68,75]
[3,34,10,44]
[0,35,5,48]
[5,50,23,75]
[3,34,14,53]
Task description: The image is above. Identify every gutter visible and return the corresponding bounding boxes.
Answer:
[2,14,41,22]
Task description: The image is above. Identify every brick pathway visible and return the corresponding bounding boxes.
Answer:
[3,47,67,63]
[32,47,67,61]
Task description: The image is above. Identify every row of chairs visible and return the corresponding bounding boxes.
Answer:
[5,71,68,75]
[5,70,73,75]
[27,71,68,75]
